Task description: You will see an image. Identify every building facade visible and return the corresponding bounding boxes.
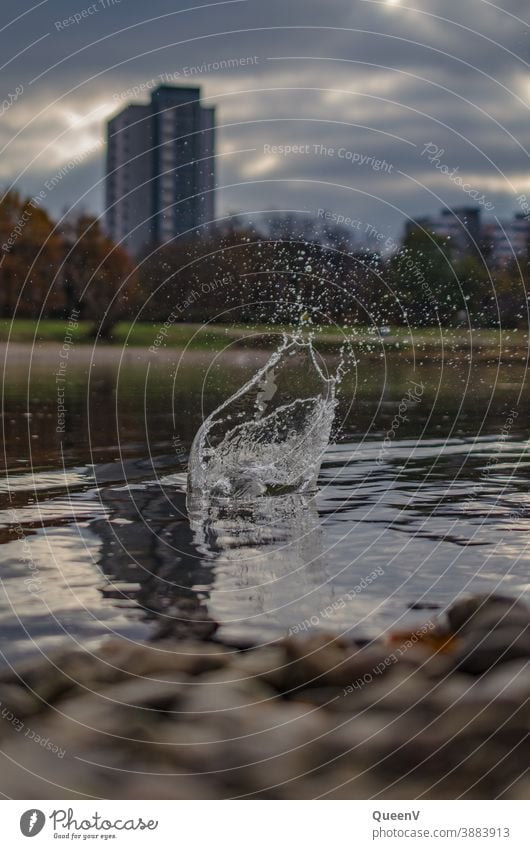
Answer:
[482,214,530,267]
[405,207,530,267]
[405,207,482,258]
[106,85,215,256]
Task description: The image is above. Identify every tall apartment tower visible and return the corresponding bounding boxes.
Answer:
[105,85,215,256]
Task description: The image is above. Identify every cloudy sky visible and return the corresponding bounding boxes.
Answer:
[1,0,529,244]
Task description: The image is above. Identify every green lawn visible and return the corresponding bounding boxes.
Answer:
[0,319,245,349]
[0,319,527,351]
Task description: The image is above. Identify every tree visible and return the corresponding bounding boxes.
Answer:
[388,228,455,325]
[0,189,63,318]
[489,262,529,328]
[452,255,492,326]
[60,214,138,338]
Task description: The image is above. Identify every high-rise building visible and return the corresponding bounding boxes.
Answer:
[105,85,215,256]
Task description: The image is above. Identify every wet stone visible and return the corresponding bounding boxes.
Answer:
[180,668,278,715]
[97,638,231,677]
[2,594,530,799]
[0,683,42,721]
[454,624,530,674]
[457,660,530,703]
[281,633,395,692]
[446,594,530,636]
[227,646,287,690]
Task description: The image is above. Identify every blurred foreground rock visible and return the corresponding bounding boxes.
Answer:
[1,594,530,799]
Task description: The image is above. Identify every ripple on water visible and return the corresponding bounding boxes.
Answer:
[1,435,530,659]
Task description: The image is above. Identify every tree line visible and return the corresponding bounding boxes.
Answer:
[1,191,528,334]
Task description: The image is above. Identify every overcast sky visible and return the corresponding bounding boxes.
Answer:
[1,0,529,244]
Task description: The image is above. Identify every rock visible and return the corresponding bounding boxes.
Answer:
[0,650,106,704]
[458,660,530,702]
[0,683,42,720]
[2,598,530,800]
[214,702,335,797]
[96,638,230,677]
[388,644,454,678]
[179,668,278,716]
[290,686,343,709]
[454,625,530,674]
[48,679,188,746]
[123,774,219,800]
[281,633,395,692]
[227,646,287,690]
[340,672,423,714]
[408,602,441,610]
[446,594,530,636]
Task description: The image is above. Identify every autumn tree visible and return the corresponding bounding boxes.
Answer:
[0,189,63,318]
[60,213,139,338]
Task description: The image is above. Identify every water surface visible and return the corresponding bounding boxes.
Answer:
[1,340,529,664]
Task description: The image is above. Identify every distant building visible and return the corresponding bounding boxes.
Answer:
[404,207,482,258]
[404,206,530,267]
[105,85,215,256]
[482,214,530,267]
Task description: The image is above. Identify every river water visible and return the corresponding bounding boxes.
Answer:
[1,339,529,664]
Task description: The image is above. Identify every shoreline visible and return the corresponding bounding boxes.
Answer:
[1,323,529,364]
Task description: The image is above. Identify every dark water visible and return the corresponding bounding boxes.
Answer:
[1,340,530,664]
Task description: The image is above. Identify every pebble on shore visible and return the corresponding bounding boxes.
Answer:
[0,594,529,799]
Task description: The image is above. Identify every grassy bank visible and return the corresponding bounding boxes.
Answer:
[0,319,528,353]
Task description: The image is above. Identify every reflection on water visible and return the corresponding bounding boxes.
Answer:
[1,342,530,664]
[188,493,329,642]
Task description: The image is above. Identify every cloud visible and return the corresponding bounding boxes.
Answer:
[0,0,529,239]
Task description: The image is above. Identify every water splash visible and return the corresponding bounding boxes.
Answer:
[187,332,339,501]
